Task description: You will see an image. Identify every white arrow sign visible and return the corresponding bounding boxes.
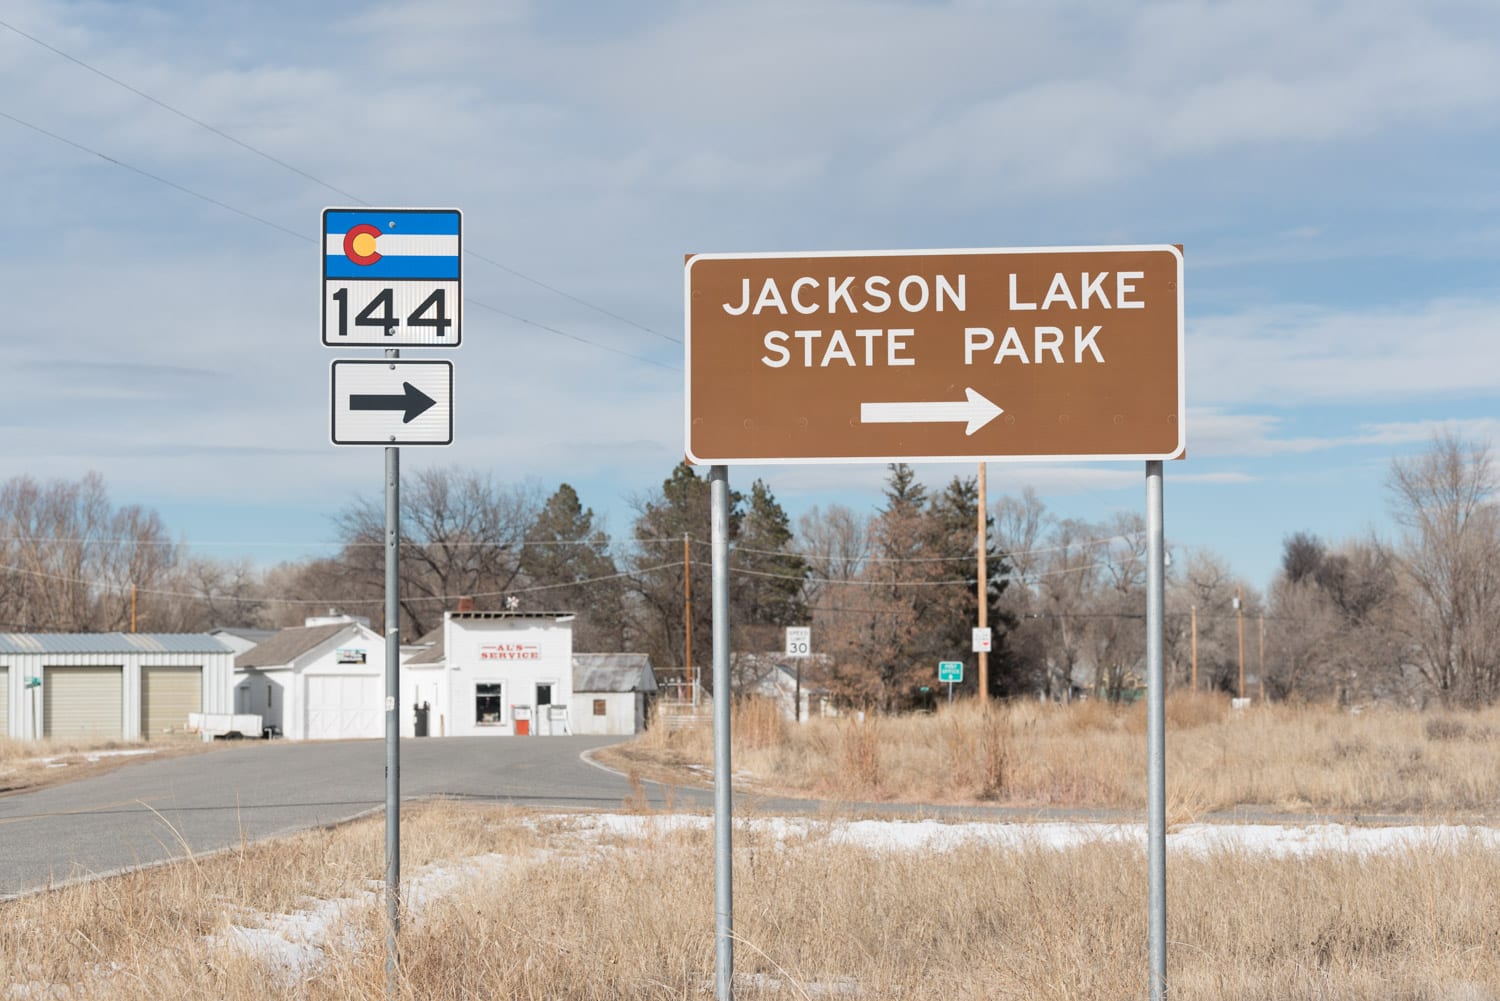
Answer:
[860,387,1004,436]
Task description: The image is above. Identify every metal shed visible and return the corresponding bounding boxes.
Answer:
[0,633,235,742]
[571,652,657,735]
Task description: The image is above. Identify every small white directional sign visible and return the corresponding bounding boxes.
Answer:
[331,360,453,446]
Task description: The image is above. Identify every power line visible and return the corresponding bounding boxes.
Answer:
[464,249,678,344]
[0,17,368,205]
[0,105,674,371]
[0,17,678,345]
[0,108,310,243]
[467,300,678,371]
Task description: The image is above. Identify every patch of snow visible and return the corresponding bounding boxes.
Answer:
[559,814,1500,858]
[33,749,157,766]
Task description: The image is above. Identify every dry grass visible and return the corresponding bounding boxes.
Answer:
[605,694,1500,817]
[0,736,225,795]
[2,802,1499,999]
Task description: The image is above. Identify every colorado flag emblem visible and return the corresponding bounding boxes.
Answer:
[323,209,461,281]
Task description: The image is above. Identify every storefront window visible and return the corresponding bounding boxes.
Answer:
[476,683,504,725]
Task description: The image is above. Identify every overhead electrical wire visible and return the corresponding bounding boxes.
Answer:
[0,103,676,370]
[0,16,679,345]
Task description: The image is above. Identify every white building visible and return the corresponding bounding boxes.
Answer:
[234,617,386,740]
[571,653,657,735]
[732,652,834,722]
[401,611,577,737]
[0,633,235,741]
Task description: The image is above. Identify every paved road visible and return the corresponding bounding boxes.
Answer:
[5,737,1483,899]
[0,736,708,898]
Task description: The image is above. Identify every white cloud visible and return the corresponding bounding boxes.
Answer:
[1190,298,1500,407]
[1184,409,1500,459]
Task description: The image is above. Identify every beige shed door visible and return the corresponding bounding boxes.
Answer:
[44,666,123,740]
[141,666,202,740]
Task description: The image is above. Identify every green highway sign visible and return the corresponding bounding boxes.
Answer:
[938,661,963,683]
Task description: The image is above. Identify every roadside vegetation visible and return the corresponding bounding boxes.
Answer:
[0,735,219,796]
[2,801,1497,999]
[602,693,1500,818]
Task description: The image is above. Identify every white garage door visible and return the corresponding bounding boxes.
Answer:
[141,666,203,740]
[305,674,382,740]
[0,667,8,735]
[44,666,123,741]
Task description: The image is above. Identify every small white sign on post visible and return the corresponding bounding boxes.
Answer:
[972,627,993,653]
[785,626,811,658]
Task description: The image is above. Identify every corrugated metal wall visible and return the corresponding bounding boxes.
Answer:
[0,666,8,735]
[0,646,233,741]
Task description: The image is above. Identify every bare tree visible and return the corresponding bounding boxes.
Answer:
[797,504,870,606]
[333,467,541,637]
[0,473,178,631]
[1387,433,1500,706]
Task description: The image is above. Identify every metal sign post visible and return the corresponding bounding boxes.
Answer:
[384,405,401,992]
[1145,460,1166,1000]
[938,661,963,705]
[710,466,733,1001]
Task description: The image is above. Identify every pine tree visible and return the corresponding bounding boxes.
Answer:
[520,484,625,651]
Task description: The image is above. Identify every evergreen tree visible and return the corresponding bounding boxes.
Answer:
[520,483,625,651]
[731,480,810,651]
[627,462,742,684]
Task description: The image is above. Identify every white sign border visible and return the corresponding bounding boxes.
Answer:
[321,206,464,349]
[329,358,455,447]
[683,243,1185,466]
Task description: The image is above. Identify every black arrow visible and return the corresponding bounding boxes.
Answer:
[350,382,437,423]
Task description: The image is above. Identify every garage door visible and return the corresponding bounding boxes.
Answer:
[44,666,123,741]
[141,666,202,741]
[306,674,382,740]
[0,667,8,735]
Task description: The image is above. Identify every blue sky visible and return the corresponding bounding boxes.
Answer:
[3,0,1497,594]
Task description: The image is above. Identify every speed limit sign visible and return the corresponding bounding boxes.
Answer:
[785,626,811,658]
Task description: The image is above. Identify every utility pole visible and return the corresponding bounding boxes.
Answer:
[1258,614,1266,702]
[1190,604,1197,691]
[1234,588,1245,700]
[977,462,988,702]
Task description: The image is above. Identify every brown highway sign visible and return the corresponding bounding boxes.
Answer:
[684,245,1184,464]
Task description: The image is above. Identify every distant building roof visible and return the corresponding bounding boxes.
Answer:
[0,633,231,655]
[235,622,357,670]
[211,626,276,640]
[573,653,657,694]
[406,628,445,666]
[446,611,575,622]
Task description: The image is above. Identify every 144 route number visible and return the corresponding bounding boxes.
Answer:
[322,281,461,347]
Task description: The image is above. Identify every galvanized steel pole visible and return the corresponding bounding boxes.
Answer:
[977,462,988,701]
[710,465,734,1001]
[384,350,402,996]
[1145,460,1167,1000]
